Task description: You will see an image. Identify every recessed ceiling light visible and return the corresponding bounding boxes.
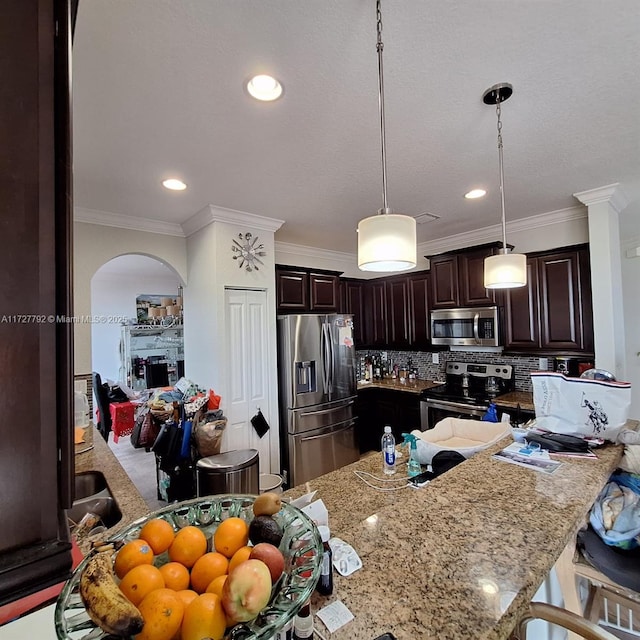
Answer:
[246,74,283,101]
[162,178,187,191]
[464,188,486,199]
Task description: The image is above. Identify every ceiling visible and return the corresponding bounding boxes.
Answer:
[72,1,640,256]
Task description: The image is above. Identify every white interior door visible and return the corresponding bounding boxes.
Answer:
[224,288,275,473]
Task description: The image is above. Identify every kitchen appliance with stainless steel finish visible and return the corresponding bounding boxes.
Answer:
[430,306,501,347]
[420,361,514,430]
[277,314,359,487]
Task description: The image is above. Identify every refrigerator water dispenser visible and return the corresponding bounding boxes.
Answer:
[296,360,316,394]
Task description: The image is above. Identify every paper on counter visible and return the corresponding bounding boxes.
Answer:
[289,491,317,509]
[300,498,328,526]
[316,600,354,633]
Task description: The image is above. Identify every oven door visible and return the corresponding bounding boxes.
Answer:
[420,398,487,430]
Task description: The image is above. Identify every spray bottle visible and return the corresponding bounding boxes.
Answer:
[402,433,422,477]
[481,403,498,423]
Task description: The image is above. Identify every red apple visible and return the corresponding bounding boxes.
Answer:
[221,559,272,623]
[249,543,285,583]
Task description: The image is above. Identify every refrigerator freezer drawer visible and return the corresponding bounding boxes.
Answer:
[288,419,359,487]
[288,398,355,435]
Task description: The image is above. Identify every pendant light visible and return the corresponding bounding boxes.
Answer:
[357,0,416,272]
[482,83,527,289]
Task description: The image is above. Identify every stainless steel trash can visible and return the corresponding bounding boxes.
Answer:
[196,449,259,496]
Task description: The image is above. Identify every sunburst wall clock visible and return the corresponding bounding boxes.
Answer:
[231,232,266,271]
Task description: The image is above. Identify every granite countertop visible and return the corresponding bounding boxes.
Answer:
[492,391,535,412]
[357,378,444,395]
[74,426,149,550]
[285,423,635,640]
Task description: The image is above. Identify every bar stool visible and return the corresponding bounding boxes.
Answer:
[512,602,619,640]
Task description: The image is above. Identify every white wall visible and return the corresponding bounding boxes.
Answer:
[91,270,182,382]
[73,221,187,374]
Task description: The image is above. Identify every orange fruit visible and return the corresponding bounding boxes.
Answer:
[176,589,199,609]
[118,564,165,606]
[190,552,229,594]
[136,588,184,640]
[213,518,249,558]
[138,518,175,555]
[181,593,227,640]
[114,539,154,579]
[228,545,252,574]
[205,574,227,598]
[168,526,208,568]
[158,562,191,591]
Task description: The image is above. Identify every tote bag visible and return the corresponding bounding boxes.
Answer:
[531,372,631,441]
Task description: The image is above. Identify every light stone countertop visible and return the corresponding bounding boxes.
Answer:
[357,378,444,395]
[492,391,535,412]
[285,423,635,640]
[73,426,149,551]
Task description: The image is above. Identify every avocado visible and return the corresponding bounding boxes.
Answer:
[249,515,284,547]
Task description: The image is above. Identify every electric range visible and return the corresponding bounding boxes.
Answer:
[420,361,514,429]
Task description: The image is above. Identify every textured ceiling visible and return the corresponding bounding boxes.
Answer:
[72,1,640,254]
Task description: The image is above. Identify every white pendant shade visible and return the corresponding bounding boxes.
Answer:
[358,213,417,272]
[484,252,527,289]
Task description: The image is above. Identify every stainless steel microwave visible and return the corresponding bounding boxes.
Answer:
[430,306,500,347]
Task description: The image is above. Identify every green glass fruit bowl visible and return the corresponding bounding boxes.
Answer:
[55,494,323,640]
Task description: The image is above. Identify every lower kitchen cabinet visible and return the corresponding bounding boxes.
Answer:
[356,388,421,453]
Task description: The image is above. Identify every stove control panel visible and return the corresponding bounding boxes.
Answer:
[445,361,513,380]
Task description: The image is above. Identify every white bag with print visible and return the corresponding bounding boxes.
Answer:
[531,372,631,442]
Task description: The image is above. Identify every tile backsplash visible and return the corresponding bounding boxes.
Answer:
[356,349,547,392]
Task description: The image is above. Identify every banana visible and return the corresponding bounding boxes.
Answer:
[79,551,145,637]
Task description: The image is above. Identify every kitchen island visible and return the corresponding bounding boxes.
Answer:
[285,427,630,640]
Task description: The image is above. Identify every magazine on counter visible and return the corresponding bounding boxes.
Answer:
[492,442,563,475]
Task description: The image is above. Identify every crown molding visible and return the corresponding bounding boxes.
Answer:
[181,204,285,237]
[275,241,356,264]
[418,205,587,256]
[74,207,185,236]
[573,183,629,213]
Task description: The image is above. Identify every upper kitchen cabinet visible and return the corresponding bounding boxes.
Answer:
[276,265,341,313]
[363,280,387,347]
[340,279,365,345]
[385,276,411,348]
[504,245,594,355]
[408,271,431,347]
[428,244,504,309]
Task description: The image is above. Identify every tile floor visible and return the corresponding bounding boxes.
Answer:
[108,435,165,511]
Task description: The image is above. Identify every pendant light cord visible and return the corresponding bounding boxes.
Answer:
[376,0,390,214]
[496,100,508,253]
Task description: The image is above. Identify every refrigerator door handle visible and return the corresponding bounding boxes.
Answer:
[299,420,356,442]
[321,321,331,395]
[300,400,355,417]
[327,320,335,390]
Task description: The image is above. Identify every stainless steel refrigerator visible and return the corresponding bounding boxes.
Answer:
[277,314,359,487]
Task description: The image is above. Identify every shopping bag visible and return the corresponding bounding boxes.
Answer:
[531,372,631,441]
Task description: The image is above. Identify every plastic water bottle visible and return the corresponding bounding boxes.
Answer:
[382,426,396,475]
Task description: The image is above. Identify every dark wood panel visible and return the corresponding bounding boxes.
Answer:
[276,270,308,310]
[459,249,496,306]
[309,273,338,311]
[363,281,387,347]
[0,0,74,605]
[343,280,364,345]
[538,252,582,350]
[504,260,540,350]
[408,272,431,347]
[385,277,411,348]
[430,255,459,308]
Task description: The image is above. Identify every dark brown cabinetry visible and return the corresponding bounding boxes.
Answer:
[504,246,594,355]
[356,388,421,453]
[385,277,411,348]
[363,281,387,347]
[276,265,341,313]
[408,271,432,347]
[429,244,502,309]
[341,279,365,345]
[0,0,75,605]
